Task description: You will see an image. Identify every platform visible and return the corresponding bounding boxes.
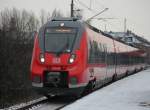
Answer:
[62,69,150,110]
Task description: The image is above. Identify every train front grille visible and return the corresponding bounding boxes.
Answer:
[44,71,68,88]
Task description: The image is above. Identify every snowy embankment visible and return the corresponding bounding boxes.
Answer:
[62,69,150,110]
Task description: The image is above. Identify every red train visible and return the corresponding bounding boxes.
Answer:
[30,18,146,97]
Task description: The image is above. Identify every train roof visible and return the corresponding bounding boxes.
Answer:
[42,17,85,29]
[41,17,141,50]
[85,23,141,50]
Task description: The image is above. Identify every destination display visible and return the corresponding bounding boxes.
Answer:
[45,28,76,34]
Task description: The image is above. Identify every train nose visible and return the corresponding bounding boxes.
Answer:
[44,71,68,88]
[45,72,60,87]
[47,73,60,84]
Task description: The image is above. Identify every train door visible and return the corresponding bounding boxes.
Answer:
[111,40,117,76]
[116,47,121,75]
[105,43,116,80]
[88,40,107,84]
[98,42,107,82]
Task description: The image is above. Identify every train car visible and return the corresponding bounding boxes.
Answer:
[30,18,146,97]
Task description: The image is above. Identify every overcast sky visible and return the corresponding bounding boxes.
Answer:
[0,0,150,41]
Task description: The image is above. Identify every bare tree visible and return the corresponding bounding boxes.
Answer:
[40,9,48,26]
[0,8,65,107]
[0,8,40,107]
[51,9,63,19]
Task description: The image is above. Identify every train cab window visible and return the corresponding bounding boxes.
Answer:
[44,28,77,53]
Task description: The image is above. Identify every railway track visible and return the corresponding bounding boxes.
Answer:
[6,68,148,110]
[6,96,76,110]
[26,96,75,110]
[30,97,75,110]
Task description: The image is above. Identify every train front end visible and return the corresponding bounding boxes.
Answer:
[30,18,88,96]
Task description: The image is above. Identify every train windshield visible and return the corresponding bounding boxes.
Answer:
[44,28,77,53]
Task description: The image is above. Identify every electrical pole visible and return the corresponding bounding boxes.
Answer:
[71,0,74,17]
[124,18,127,33]
[90,0,92,9]
[124,18,127,38]
[105,24,107,32]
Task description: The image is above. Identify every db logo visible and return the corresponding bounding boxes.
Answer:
[53,58,61,64]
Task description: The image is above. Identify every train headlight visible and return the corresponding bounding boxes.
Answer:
[69,54,76,64]
[40,53,45,63]
[69,58,74,63]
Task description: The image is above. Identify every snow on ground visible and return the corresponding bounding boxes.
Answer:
[62,69,150,110]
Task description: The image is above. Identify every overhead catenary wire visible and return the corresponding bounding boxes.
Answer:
[74,0,130,33]
[100,19,124,32]
[76,0,96,12]
[86,8,109,22]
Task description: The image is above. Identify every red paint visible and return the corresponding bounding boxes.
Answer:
[30,22,146,96]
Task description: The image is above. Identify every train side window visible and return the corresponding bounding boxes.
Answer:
[88,39,92,62]
[102,44,106,63]
[88,40,95,63]
[98,43,102,63]
[88,41,110,64]
[93,41,97,63]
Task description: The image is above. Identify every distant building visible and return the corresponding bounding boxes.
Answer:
[105,30,150,48]
[105,30,150,64]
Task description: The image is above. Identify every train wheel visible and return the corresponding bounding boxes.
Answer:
[134,69,137,73]
[92,80,96,89]
[89,80,95,91]
[82,80,94,96]
[140,67,144,71]
[112,74,117,82]
[125,71,129,76]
